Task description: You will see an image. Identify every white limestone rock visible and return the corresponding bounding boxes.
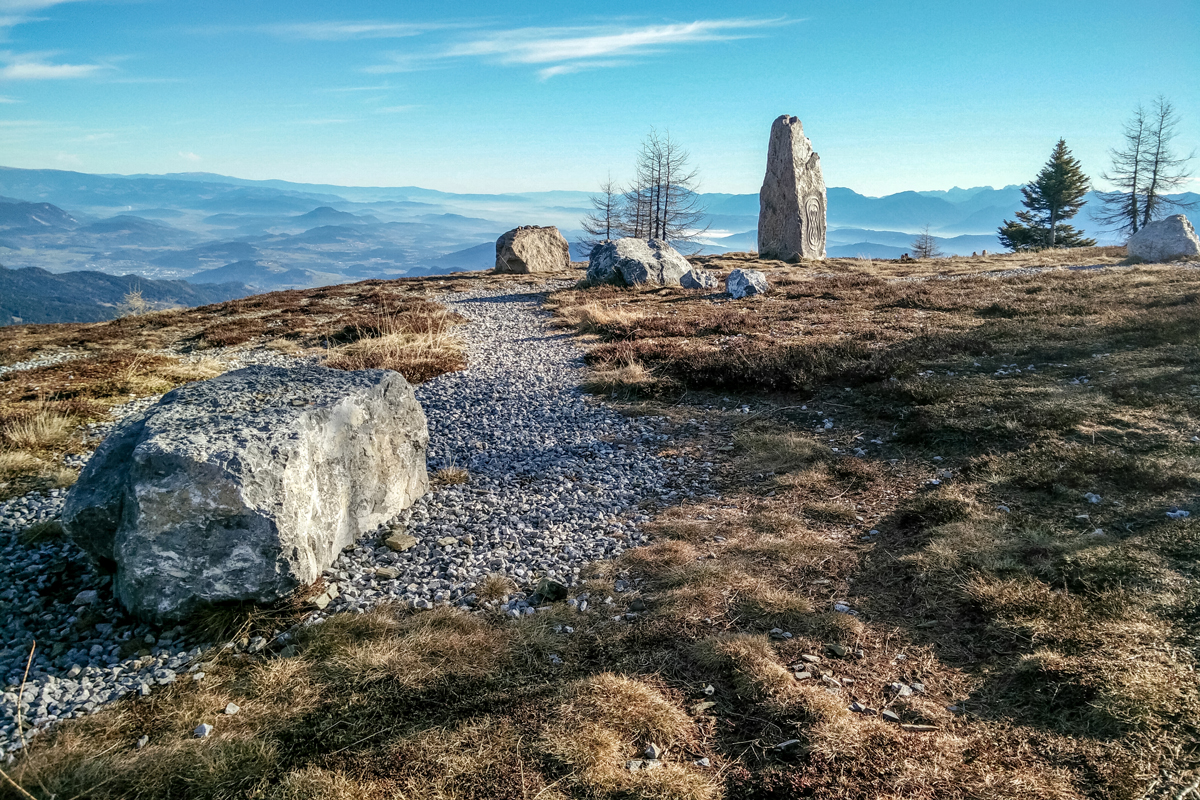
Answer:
[726,269,769,299]
[1127,214,1200,262]
[61,365,429,621]
[585,238,690,287]
[680,268,720,290]
[494,226,571,274]
[758,115,827,261]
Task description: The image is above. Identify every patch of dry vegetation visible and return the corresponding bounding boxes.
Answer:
[690,244,1130,279]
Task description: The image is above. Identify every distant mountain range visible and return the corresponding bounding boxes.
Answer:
[0,165,1195,311]
[0,264,249,326]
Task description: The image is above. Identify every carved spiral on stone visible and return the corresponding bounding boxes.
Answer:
[804,195,825,252]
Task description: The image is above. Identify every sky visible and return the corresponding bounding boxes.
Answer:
[0,0,1197,196]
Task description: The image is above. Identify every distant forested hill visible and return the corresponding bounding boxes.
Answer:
[0,264,250,326]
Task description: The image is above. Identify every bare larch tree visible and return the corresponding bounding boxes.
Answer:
[1096,96,1194,237]
[910,225,943,258]
[578,175,623,252]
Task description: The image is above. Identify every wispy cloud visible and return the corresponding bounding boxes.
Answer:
[268,21,439,40]
[0,0,91,35]
[0,93,15,101]
[298,118,353,125]
[367,18,783,78]
[0,52,109,79]
[0,0,87,10]
[179,150,200,161]
[450,19,774,63]
[374,104,415,114]
[316,83,394,93]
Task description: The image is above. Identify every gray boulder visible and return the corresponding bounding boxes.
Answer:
[585,238,690,287]
[726,269,769,299]
[1127,214,1200,262]
[758,115,827,261]
[494,226,571,273]
[681,268,720,290]
[62,365,429,621]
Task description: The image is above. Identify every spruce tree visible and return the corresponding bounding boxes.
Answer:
[998,139,1096,251]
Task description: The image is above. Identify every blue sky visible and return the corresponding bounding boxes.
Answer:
[0,0,1197,195]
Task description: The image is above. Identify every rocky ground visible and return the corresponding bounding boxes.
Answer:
[0,279,712,757]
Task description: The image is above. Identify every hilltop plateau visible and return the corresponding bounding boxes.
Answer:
[1,245,1197,799]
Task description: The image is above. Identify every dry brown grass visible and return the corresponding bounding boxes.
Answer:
[689,244,1129,279]
[0,354,225,499]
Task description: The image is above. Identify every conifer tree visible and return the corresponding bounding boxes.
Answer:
[998,139,1096,251]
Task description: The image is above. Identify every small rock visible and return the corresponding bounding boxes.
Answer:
[691,700,716,715]
[694,757,711,767]
[793,671,812,681]
[643,759,664,771]
[626,760,644,772]
[1084,492,1102,504]
[536,577,569,603]
[1166,509,1191,519]
[889,682,914,697]
[881,710,901,724]
[825,643,847,658]
[374,566,400,580]
[72,590,99,605]
[437,536,458,547]
[901,723,939,733]
[224,702,240,715]
[194,723,213,738]
[726,269,770,299]
[774,739,802,753]
[136,735,149,749]
[645,743,663,759]
[384,532,418,552]
[702,684,715,696]
[911,682,925,694]
[681,268,720,290]
[800,654,820,664]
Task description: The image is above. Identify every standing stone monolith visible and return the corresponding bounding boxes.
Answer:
[758,115,827,261]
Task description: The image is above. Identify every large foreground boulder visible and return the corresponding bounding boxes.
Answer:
[495,225,571,273]
[585,238,690,287]
[62,365,429,621]
[758,115,827,261]
[1127,214,1200,262]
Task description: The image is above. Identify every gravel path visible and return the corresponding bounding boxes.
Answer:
[0,280,713,756]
